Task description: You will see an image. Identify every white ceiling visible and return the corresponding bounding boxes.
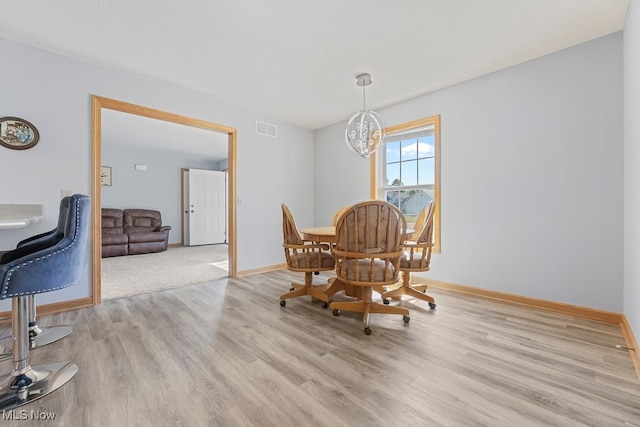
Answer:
[0,0,629,130]
[102,109,229,161]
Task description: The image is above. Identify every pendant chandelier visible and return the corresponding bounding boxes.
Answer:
[345,73,385,158]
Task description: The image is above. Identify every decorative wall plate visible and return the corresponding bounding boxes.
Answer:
[0,117,39,150]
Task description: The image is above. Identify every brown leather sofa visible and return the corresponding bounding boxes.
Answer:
[101,208,171,258]
[102,208,128,257]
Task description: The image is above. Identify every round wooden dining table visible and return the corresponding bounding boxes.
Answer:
[301,226,338,244]
[302,225,415,244]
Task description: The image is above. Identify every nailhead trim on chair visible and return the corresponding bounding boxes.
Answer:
[0,196,89,299]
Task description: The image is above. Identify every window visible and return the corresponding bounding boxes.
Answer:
[370,115,441,252]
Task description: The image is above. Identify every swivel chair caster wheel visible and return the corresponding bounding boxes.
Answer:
[429,302,436,309]
[322,302,329,309]
[333,309,340,316]
[280,300,286,307]
[403,315,410,323]
[364,327,372,335]
[382,299,390,305]
[289,287,295,291]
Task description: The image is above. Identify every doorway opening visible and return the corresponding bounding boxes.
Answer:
[91,96,238,304]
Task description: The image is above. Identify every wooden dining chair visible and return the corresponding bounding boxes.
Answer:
[279,204,335,307]
[331,206,350,226]
[381,201,437,309]
[330,200,409,335]
[409,203,428,240]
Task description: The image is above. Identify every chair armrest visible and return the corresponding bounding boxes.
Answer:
[157,226,172,232]
[1,236,59,264]
[1,238,86,297]
[402,241,433,250]
[16,229,56,248]
[284,242,331,252]
[332,248,403,260]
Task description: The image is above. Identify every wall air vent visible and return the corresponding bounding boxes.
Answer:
[255,121,277,138]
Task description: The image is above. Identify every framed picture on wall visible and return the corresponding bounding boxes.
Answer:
[0,117,39,150]
[101,166,112,186]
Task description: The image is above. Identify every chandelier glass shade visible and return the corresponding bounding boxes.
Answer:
[345,73,385,158]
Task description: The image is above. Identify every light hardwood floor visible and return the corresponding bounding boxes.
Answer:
[0,270,639,426]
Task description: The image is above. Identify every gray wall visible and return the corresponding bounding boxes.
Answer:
[101,144,216,245]
[0,36,315,310]
[314,33,624,312]
[624,3,640,343]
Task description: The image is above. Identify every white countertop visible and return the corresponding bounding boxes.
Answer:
[0,204,44,230]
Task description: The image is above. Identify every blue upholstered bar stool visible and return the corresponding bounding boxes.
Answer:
[0,194,90,410]
[0,197,73,360]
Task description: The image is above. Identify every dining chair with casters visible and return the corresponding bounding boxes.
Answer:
[330,200,409,335]
[381,201,437,309]
[279,203,335,308]
[0,196,74,362]
[303,205,350,277]
[0,194,91,411]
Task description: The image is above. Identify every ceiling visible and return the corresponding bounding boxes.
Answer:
[102,109,229,161]
[0,0,629,130]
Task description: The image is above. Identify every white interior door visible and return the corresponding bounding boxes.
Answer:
[183,169,191,246]
[188,169,226,246]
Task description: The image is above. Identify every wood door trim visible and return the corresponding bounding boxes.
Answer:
[92,96,238,305]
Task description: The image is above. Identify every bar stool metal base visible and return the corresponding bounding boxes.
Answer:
[0,361,78,411]
[0,326,73,362]
[0,293,73,361]
[27,295,73,349]
[30,326,73,349]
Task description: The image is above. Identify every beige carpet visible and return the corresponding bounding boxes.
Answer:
[101,244,229,300]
